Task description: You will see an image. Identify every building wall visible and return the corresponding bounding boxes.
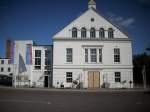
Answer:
[53,40,133,88]
[0,59,13,76]
[32,45,53,87]
[53,41,132,66]
[53,68,133,88]
[13,40,33,87]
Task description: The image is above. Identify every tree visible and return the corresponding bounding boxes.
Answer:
[133,52,150,86]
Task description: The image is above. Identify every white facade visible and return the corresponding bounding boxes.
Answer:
[53,0,133,88]
[13,40,53,87]
[32,45,53,87]
[0,58,13,76]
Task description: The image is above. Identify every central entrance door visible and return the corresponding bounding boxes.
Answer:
[88,71,100,88]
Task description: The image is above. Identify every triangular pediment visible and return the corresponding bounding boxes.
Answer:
[53,8,130,39]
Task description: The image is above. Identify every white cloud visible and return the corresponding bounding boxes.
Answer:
[107,12,135,28]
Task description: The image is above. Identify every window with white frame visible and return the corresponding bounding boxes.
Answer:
[90,28,96,38]
[34,50,41,70]
[66,48,73,63]
[1,60,4,64]
[90,49,97,63]
[115,72,121,82]
[45,50,51,57]
[114,48,120,62]
[99,49,102,62]
[99,28,105,38]
[108,28,114,38]
[81,27,86,38]
[66,72,72,83]
[72,27,77,38]
[85,49,88,62]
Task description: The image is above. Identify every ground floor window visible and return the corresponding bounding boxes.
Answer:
[115,72,121,82]
[66,72,72,83]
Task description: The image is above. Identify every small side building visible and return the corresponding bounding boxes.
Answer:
[0,58,13,86]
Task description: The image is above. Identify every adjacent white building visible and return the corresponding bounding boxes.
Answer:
[53,0,133,88]
[12,40,53,87]
[0,58,13,76]
[0,58,13,86]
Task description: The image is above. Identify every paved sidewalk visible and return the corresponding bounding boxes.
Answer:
[0,86,150,93]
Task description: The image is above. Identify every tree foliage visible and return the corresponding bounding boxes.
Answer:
[133,52,150,85]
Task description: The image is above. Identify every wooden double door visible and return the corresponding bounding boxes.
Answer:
[88,71,100,88]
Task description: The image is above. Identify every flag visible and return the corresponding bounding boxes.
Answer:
[19,54,27,73]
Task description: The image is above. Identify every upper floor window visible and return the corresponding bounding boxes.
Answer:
[114,48,120,63]
[99,49,102,62]
[1,60,4,64]
[8,60,11,64]
[81,27,87,38]
[85,49,88,62]
[72,27,77,38]
[108,28,114,38]
[90,28,96,38]
[66,48,73,63]
[45,58,51,66]
[35,50,41,57]
[45,50,51,57]
[34,50,41,70]
[99,28,105,38]
[90,49,97,62]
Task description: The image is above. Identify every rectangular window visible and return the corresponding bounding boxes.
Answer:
[66,48,72,62]
[85,49,88,62]
[99,49,102,62]
[8,60,11,64]
[8,67,11,72]
[35,50,41,57]
[114,48,120,62]
[66,72,72,83]
[45,58,51,66]
[34,50,41,70]
[115,72,121,82]
[1,60,4,64]
[45,50,51,57]
[1,67,4,72]
[90,49,97,62]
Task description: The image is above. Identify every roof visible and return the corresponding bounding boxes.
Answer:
[53,7,132,40]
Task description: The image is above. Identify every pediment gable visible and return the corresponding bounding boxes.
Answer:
[53,8,130,39]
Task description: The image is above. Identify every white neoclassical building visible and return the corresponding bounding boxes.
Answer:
[53,0,133,88]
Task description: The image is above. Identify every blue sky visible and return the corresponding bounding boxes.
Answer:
[0,0,150,58]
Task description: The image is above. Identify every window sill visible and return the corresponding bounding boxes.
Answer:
[114,62,121,64]
[65,62,73,64]
[84,62,103,64]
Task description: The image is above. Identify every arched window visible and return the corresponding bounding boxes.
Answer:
[99,28,105,38]
[108,28,114,38]
[72,27,77,38]
[81,27,86,38]
[90,27,96,38]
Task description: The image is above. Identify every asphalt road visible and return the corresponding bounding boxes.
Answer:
[0,88,150,112]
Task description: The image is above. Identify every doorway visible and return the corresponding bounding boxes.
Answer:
[44,76,48,87]
[88,71,100,88]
